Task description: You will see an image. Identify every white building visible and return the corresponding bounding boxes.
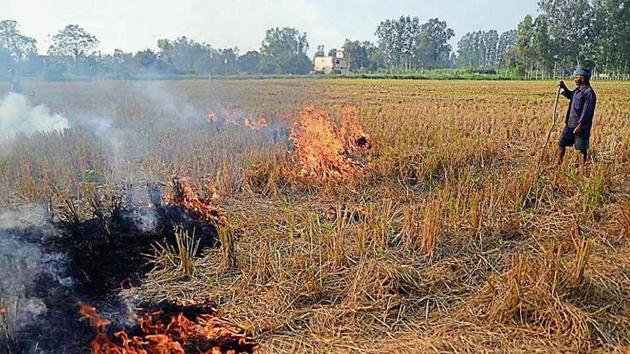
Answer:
[313,52,349,75]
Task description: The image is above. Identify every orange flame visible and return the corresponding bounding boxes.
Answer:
[243,118,255,129]
[207,106,273,130]
[207,111,218,124]
[289,105,358,182]
[80,305,257,354]
[79,303,111,331]
[339,106,371,152]
[166,177,227,226]
[244,116,270,130]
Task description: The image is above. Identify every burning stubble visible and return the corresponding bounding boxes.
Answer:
[0,82,294,352]
[0,181,232,352]
[1,79,629,353]
[289,104,371,183]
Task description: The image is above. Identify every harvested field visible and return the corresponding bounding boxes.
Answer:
[1,79,629,353]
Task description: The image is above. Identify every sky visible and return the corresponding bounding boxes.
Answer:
[3,0,539,56]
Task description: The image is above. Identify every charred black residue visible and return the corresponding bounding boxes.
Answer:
[56,184,218,298]
[1,183,220,353]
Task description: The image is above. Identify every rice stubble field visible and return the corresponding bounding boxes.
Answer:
[1,79,629,353]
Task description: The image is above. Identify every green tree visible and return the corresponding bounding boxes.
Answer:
[237,50,260,74]
[217,48,238,75]
[457,30,514,69]
[457,31,479,67]
[284,55,312,75]
[259,27,311,74]
[343,40,370,72]
[376,16,421,70]
[484,30,500,67]
[376,16,454,70]
[497,30,517,67]
[48,24,99,63]
[0,20,37,61]
[0,44,14,75]
[134,49,158,69]
[515,15,536,75]
[533,15,554,76]
[367,44,384,71]
[156,37,214,74]
[593,0,630,74]
[105,49,145,78]
[418,18,455,68]
[538,0,594,72]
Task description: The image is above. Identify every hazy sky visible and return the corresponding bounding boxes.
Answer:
[3,0,539,55]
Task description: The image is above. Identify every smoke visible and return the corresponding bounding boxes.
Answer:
[0,206,77,353]
[0,83,286,351]
[140,82,203,126]
[0,236,48,328]
[61,82,208,182]
[0,93,69,144]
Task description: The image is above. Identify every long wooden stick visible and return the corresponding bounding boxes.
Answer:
[537,86,562,172]
[522,86,562,210]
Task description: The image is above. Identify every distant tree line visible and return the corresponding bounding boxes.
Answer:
[456,30,517,69]
[1,0,629,80]
[0,21,313,79]
[335,17,456,73]
[457,0,630,77]
[342,1,629,77]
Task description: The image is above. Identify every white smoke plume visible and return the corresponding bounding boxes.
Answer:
[0,207,67,325]
[0,93,69,144]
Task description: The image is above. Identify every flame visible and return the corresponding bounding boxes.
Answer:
[244,116,270,130]
[339,106,371,152]
[207,107,272,130]
[79,303,111,331]
[80,305,257,354]
[243,118,255,129]
[289,105,359,182]
[166,177,227,226]
[256,116,270,127]
[207,111,218,124]
[209,183,220,200]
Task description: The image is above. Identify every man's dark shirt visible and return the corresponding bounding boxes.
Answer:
[561,85,597,129]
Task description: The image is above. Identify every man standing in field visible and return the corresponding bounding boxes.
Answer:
[557,68,597,166]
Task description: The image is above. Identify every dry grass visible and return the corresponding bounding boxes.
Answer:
[149,226,200,277]
[2,79,630,352]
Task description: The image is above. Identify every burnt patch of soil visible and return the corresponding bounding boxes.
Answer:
[55,204,219,299]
